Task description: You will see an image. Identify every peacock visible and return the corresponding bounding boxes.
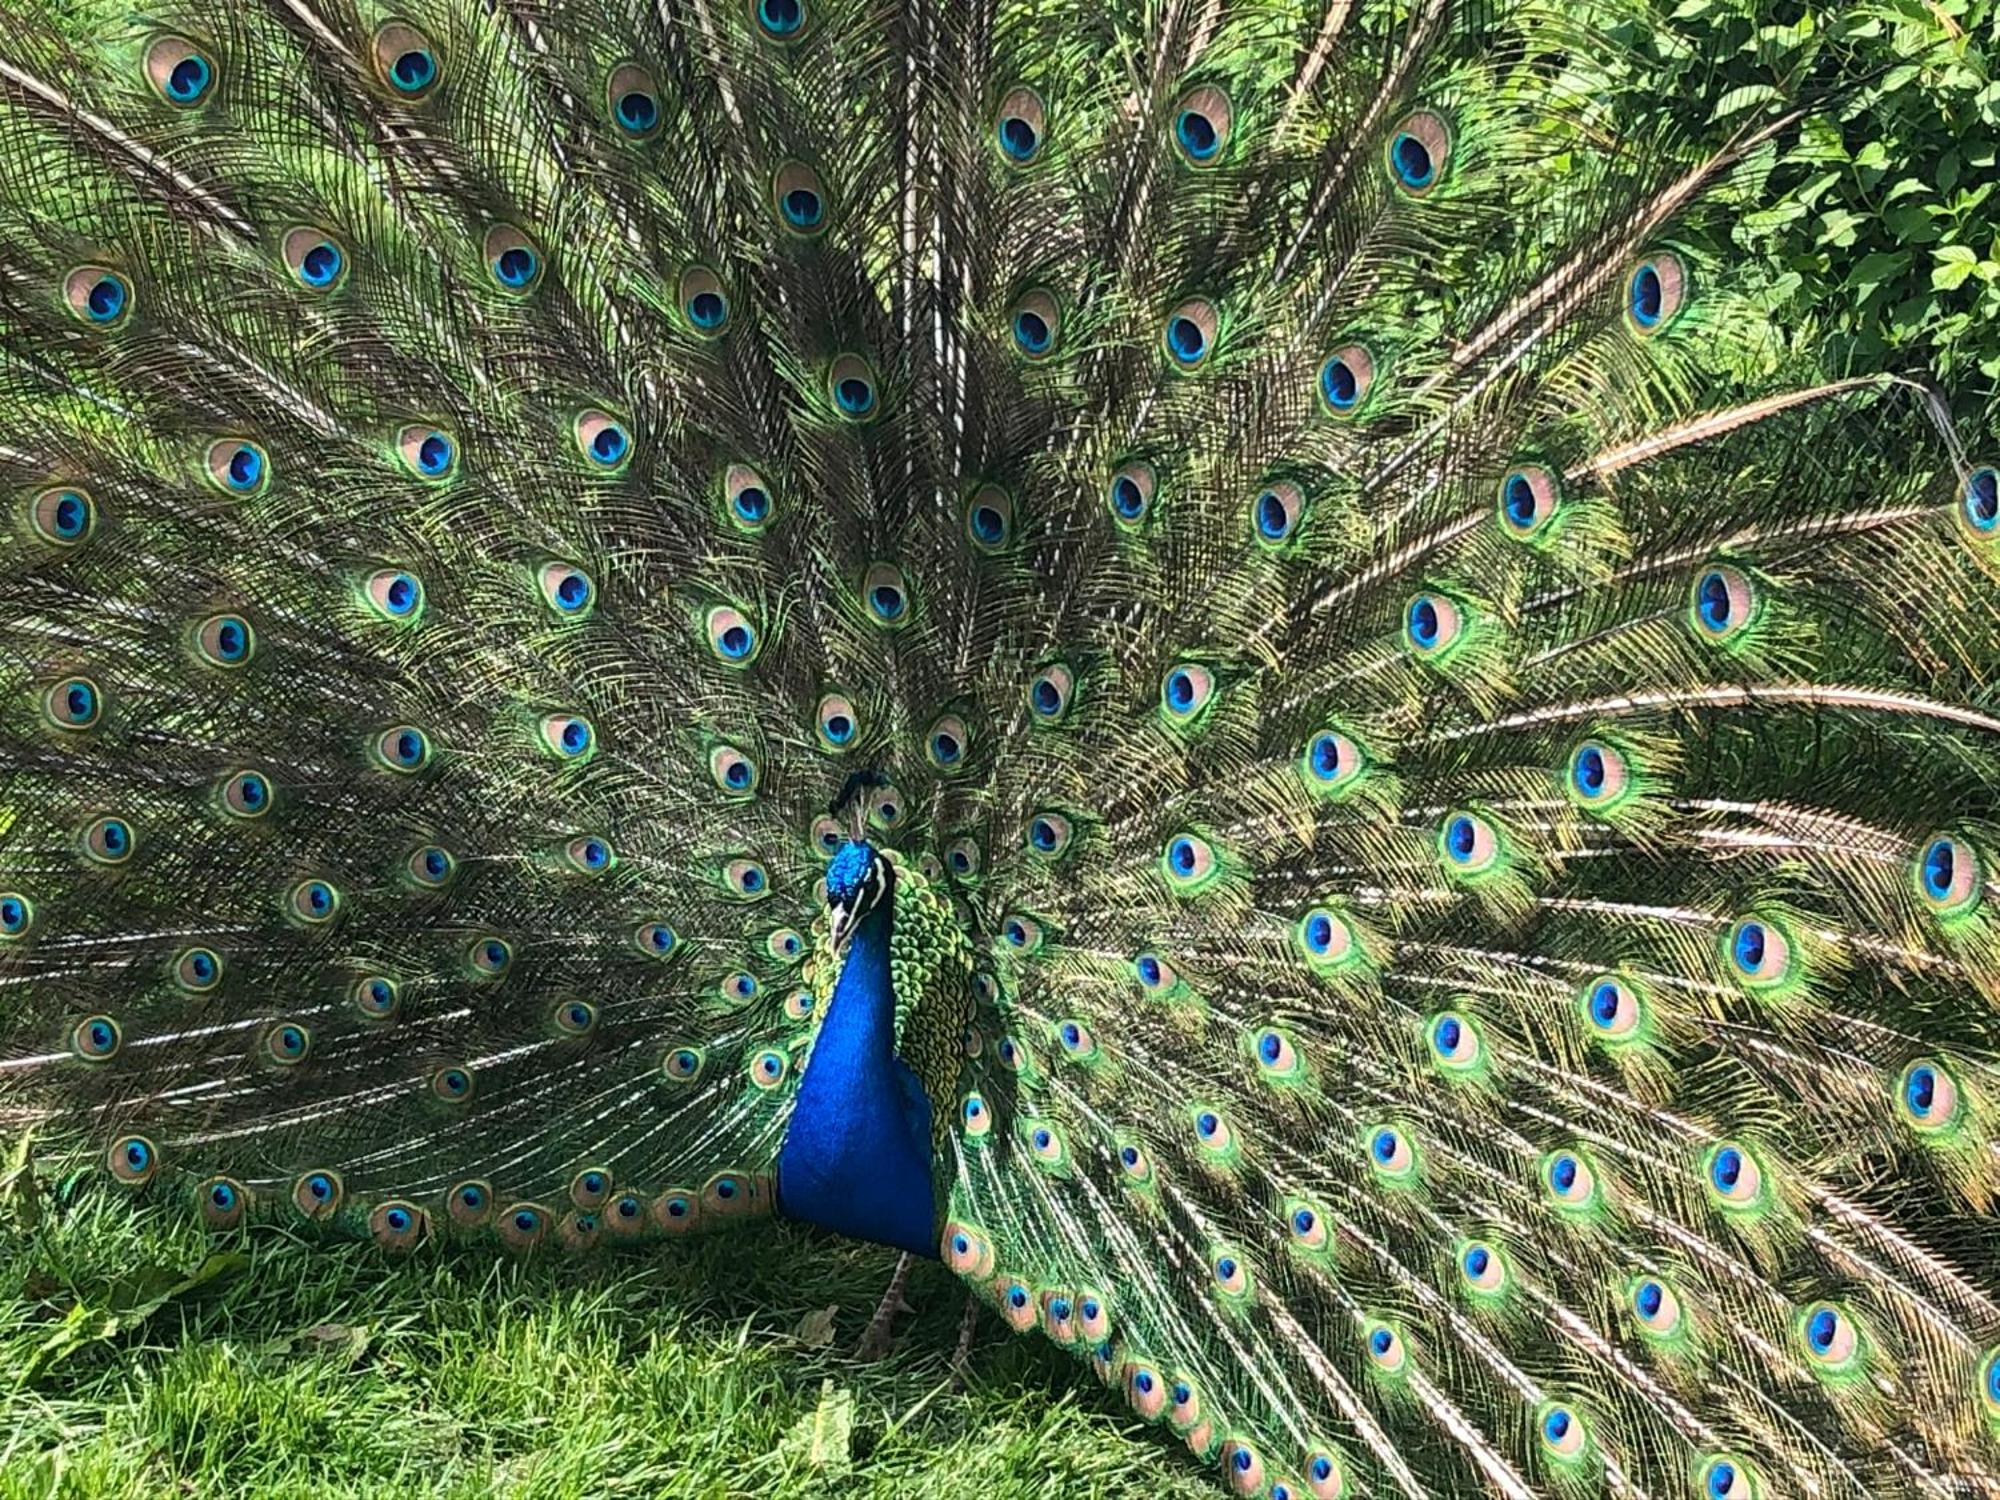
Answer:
[5,0,2000,1493]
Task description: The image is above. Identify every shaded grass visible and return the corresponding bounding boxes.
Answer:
[2,1178,1219,1498]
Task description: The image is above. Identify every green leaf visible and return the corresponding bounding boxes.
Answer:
[1934,244,1982,290]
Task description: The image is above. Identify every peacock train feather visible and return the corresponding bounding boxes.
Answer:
[3,0,1999,1493]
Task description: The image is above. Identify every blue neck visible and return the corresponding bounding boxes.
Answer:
[775,899,938,1256]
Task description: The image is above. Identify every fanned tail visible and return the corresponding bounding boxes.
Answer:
[4,2,2000,1496]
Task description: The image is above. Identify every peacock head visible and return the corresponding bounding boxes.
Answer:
[825,839,892,954]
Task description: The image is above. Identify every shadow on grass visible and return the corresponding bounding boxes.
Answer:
[1,1178,1220,1498]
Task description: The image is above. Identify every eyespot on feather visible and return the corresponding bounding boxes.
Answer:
[372,22,439,97]
[396,425,457,481]
[1317,343,1374,415]
[828,354,878,419]
[65,266,131,324]
[1386,110,1450,193]
[484,225,543,293]
[1162,299,1218,369]
[607,63,661,137]
[773,161,827,234]
[995,86,1045,164]
[145,35,215,106]
[195,613,255,668]
[1626,252,1689,335]
[29,486,96,546]
[281,229,346,292]
[1171,85,1231,166]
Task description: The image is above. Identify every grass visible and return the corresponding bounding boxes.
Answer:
[1,1169,1219,1499]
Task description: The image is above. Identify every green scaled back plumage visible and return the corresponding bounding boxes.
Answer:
[5,0,2000,1494]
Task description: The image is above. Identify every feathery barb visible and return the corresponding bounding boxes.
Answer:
[3,1,1999,1495]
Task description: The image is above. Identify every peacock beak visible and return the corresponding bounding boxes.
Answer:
[827,902,855,955]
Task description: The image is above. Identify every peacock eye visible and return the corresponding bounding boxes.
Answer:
[748,1048,789,1089]
[815,693,860,751]
[670,264,727,336]
[994,85,1044,164]
[1579,975,1645,1043]
[1437,810,1501,875]
[1160,663,1216,723]
[365,569,424,622]
[175,945,224,991]
[484,225,543,293]
[0,892,33,940]
[1797,1301,1859,1371]
[1161,832,1218,891]
[1318,343,1374,416]
[965,483,1015,551]
[1107,462,1156,527]
[396,424,457,480]
[755,0,808,41]
[1027,662,1076,721]
[1301,729,1364,794]
[608,62,662,138]
[1251,481,1305,546]
[1296,906,1359,970]
[1628,1276,1683,1338]
[1898,1057,1964,1132]
[540,714,595,760]
[1543,1149,1598,1210]
[1362,1321,1406,1374]
[552,998,598,1037]
[1428,1011,1480,1071]
[773,160,827,233]
[372,22,439,97]
[1458,1240,1505,1296]
[721,857,770,900]
[29,486,96,546]
[940,1220,995,1278]
[1497,463,1561,537]
[43,676,101,731]
[1010,289,1062,359]
[81,815,135,865]
[288,878,340,924]
[195,613,255,667]
[465,936,512,977]
[66,265,132,324]
[1171,85,1231,166]
[694,743,754,797]
[1386,110,1451,193]
[352,975,400,1021]
[634,921,677,959]
[828,354,878,419]
[1302,1451,1345,1500]
[221,776,274,824]
[1566,739,1631,807]
[1538,1403,1587,1460]
[562,836,613,875]
[1162,298,1218,370]
[1366,1125,1416,1180]
[1251,1026,1300,1080]
[1725,916,1792,988]
[712,466,772,535]
[1962,466,2000,535]
[1689,564,1756,641]
[861,562,909,626]
[207,438,269,493]
[1702,1141,1765,1211]
[1404,591,1464,657]
[282,228,347,292]
[1700,1456,1758,1500]
[1626,251,1689,335]
[145,35,215,106]
[926,713,970,771]
[1915,835,1981,916]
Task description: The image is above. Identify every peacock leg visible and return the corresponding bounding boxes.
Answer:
[854,1251,915,1361]
[948,1294,980,1385]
